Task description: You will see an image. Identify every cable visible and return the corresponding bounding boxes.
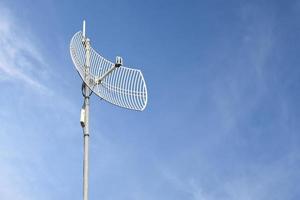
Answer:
[81,82,94,98]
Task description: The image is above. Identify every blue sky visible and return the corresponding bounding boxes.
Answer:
[0,0,300,199]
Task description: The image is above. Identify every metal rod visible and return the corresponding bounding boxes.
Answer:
[83,20,86,38]
[82,26,91,200]
[83,93,89,200]
[95,64,117,84]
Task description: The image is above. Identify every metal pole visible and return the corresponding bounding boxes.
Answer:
[83,92,89,200]
[82,29,91,200]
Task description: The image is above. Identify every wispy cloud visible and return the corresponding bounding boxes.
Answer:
[159,166,211,200]
[155,3,299,200]
[0,6,49,93]
[159,150,299,200]
[0,5,79,200]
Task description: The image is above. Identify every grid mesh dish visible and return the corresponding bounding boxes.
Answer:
[70,31,147,111]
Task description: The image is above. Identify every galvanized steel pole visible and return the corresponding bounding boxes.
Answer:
[82,20,90,200]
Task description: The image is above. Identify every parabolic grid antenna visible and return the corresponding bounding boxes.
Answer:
[70,21,147,200]
[70,27,147,111]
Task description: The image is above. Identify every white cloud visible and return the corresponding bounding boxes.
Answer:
[0,6,49,93]
[0,5,79,200]
[159,166,211,200]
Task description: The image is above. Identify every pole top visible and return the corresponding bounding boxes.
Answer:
[83,20,86,38]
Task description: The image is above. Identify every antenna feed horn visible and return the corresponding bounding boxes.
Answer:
[115,56,123,67]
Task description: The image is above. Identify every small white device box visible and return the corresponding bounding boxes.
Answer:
[80,108,85,127]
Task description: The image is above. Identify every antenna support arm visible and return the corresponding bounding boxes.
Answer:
[95,56,123,84]
[95,65,117,84]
